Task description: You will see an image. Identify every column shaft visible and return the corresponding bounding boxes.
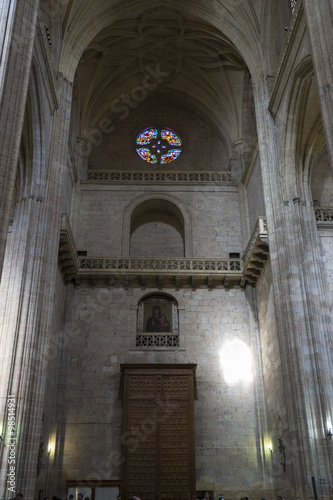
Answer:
[0,75,73,500]
[0,0,39,279]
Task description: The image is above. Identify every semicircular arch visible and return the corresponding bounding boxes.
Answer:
[122,193,193,257]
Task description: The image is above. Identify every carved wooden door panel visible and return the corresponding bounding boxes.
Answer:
[121,365,196,500]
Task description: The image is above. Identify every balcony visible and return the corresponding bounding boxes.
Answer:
[58,214,243,289]
[242,217,269,285]
[315,206,333,230]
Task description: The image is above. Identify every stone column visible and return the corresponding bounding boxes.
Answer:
[302,0,333,176]
[252,72,333,498]
[0,74,73,500]
[0,0,39,280]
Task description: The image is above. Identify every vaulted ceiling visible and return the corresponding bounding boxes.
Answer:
[74,7,247,143]
[50,0,291,168]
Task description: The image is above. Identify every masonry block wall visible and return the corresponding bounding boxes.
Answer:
[76,188,242,258]
[42,169,269,498]
[87,100,229,172]
[56,285,264,499]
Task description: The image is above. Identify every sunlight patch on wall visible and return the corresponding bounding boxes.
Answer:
[220,339,253,384]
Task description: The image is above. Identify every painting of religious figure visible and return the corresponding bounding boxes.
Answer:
[137,295,178,334]
[145,303,171,332]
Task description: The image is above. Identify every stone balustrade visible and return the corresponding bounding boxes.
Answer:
[314,206,333,222]
[78,256,242,273]
[86,170,233,184]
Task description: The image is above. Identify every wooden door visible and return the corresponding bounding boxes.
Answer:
[121,364,196,500]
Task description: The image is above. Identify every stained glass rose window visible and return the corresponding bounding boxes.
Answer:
[136,127,182,165]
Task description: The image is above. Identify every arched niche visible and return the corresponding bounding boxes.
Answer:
[122,193,192,257]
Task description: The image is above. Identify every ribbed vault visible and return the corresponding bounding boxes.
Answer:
[66,2,261,169]
[59,0,263,80]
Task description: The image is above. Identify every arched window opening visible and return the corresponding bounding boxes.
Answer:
[137,294,179,349]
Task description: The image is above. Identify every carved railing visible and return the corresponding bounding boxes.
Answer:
[136,333,180,348]
[75,257,242,289]
[59,214,271,288]
[78,257,242,273]
[314,207,333,222]
[86,170,232,184]
[243,217,269,285]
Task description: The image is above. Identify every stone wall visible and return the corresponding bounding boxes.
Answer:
[77,187,242,258]
[130,222,184,257]
[57,284,265,499]
[246,155,266,230]
[87,99,229,172]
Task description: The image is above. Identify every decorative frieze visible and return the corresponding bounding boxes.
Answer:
[86,170,233,184]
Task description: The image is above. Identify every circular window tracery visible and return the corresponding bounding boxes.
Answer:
[136,127,182,165]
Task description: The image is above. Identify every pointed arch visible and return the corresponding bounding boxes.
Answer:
[282,56,323,200]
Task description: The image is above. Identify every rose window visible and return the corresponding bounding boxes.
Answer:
[136,127,182,165]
